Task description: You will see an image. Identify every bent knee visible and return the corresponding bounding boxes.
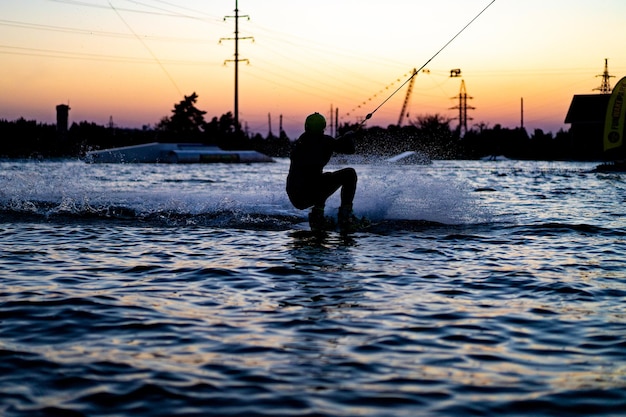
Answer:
[343,167,357,183]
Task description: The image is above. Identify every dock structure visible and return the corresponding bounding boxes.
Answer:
[84,143,274,164]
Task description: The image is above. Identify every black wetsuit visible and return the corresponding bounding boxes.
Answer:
[286,131,356,210]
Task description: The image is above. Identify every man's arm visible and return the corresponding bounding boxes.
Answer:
[333,132,355,154]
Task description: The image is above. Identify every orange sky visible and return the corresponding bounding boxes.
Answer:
[1,0,625,138]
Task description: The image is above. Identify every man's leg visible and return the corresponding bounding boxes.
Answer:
[318,168,358,230]
[316,168,357,208]
[337,168,357,209]
[306,168,357,231]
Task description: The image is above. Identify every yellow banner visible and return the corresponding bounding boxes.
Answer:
[604,76,626,151]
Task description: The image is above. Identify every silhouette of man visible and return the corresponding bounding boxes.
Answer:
[286,112,357,231]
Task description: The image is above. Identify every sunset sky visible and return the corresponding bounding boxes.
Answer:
[1,0,624,138]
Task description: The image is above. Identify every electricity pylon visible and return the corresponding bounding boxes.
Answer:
[449,79,474,136]
[221,0,253,134]
[594,58,614,94]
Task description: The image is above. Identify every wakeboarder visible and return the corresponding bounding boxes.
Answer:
[286,112,358,231]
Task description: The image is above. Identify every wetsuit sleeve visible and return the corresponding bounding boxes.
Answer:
[333,132,356,154]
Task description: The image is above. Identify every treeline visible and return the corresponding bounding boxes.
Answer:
[0,93,292,159]
[340,114,573,161]
[0,116,292,159]
[0,92,575,160]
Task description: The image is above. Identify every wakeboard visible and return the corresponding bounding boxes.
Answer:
[297,215,372,234]
[295,217,445,234]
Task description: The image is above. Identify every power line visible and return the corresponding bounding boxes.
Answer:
[107,1,182,96]
[47,0,215,22]
[0,19,209,43]
[363,0,496,123]
[131,0,218,19]
[0,44,214,65]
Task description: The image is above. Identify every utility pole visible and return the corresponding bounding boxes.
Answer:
[221,0,253,135]
[594,58,614,94]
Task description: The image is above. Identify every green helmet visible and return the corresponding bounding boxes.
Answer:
[304,112,326,133]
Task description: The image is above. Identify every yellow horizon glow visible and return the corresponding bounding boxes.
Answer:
[0,0,624,138]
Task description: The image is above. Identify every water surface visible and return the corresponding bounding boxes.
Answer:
[1,159,625,416]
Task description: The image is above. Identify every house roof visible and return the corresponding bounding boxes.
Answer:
[564,94,611,124]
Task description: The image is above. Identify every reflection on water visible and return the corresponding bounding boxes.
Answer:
[0,160,625,416]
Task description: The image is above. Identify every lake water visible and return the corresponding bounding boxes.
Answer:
[1,158,625,416]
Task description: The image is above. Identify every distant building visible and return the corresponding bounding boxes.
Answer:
[564,94,610,160]
[56,104,70,137]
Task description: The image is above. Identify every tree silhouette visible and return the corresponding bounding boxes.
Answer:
[156,92,206,141]
[205,112,249,149]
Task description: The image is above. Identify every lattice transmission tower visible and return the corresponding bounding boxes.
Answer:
[449,78,474,136]
[594,58,614,94]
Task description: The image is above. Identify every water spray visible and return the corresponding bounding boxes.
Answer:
[362,0,496,125]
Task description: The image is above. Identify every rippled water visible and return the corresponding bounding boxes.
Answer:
[1,159,625,416]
